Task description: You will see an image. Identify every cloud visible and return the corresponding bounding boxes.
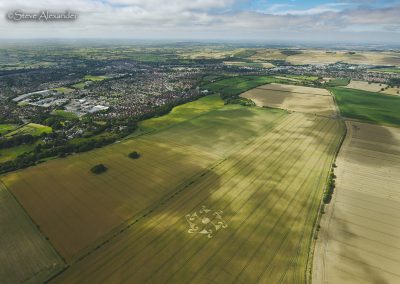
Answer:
[260,3,349,16]
[0,0,399,42]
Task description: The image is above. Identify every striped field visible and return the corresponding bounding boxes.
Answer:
[52,112,344,283]
[0,99,285,262]
[0,182,64,284]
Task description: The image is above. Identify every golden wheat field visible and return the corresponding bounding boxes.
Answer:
[0,99,284,262]
[0,182,64,283]
[51,112,344,283]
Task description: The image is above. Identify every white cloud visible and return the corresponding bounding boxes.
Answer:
[0,0,399,42]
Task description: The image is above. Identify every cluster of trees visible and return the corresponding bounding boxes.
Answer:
[323,169,336,204]
[224,97,255,106]
[128,151,140,159]
[0,123,137,174]
[0,134,39,149]
[90,164,107,174]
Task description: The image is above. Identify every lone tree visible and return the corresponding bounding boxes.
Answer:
[91,164,107,174]
[128,151,140,159]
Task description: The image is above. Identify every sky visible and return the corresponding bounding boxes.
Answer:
[1,0,400,44]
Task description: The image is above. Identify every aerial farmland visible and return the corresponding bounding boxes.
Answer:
[1,41,400,284]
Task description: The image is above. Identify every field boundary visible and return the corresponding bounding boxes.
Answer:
[307,118,347,284]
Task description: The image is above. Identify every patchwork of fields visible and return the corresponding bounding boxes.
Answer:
[1,97,286,262]
[53,112,344,283]
[313,121,400,284]
[0,182,64,283]
[0,90,345,282]
[241,83,336,116]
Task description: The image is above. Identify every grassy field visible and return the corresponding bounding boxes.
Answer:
[71,82,87,89]
[241,83,336,116]
[52,87,74,94]
[202,76,291,98]
[313,121,400,284]
[369,68,400,73]
[139,95,224,132]
[331,87,400,126]
[84,75,107,81]
[0,124,17,135]
[52,112,344,283]
[51,110,78,120]
[0,144,37,163]
[0,182,64,284]
[5,123,52,137]
[277,75,319,82]
[324,78,350,87]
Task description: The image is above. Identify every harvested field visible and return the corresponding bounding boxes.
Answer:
[0,182,64,284]
[0,97,286,262]
[241,83,336,116]
[287,50,400,66]
[52,113,344,283]
[344,80,400,96]
[382,87,400,96]
[345,80,388,92]
[257,83,330,96]
[313,121,400,284]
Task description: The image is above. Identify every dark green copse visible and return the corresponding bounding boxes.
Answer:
[90,164,107,174]
[128,151,140,159]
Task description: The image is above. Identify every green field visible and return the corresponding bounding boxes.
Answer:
[84,75,107,81]
[331,87,400,126]
[1,93,344,282]
[71,82,87,89]
[282,75,319,81]
[0,144,37,163]
[202,76,290,98]
[0,124,17,135]
[51,110,78,120]
[370,68,400,74]
[5,123,52,137]
[325,78,350,87]
[139,95,224,132]
[52,87,74,94]
[0,182,64,283]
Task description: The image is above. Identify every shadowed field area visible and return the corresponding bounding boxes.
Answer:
[0,96,285,262]
[51,112,344,283]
